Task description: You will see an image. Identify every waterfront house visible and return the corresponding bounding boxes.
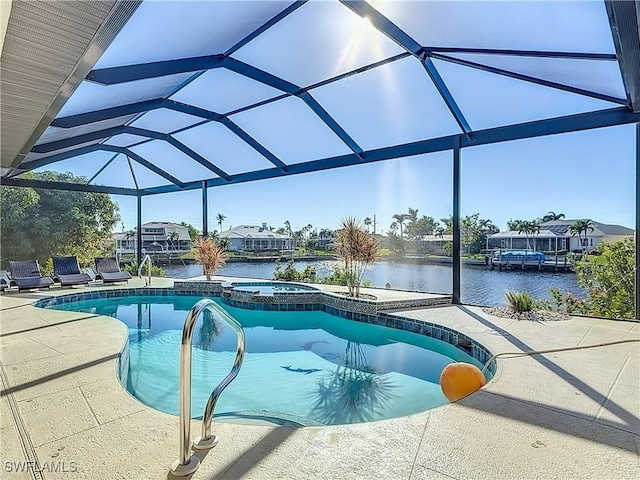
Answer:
[487,220,634,252]
[409,234,454,255]
[219,224,294,252]
[113,222,191,255]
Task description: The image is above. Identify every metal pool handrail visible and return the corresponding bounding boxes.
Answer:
[170,299,246,477]
[137,254,152,286]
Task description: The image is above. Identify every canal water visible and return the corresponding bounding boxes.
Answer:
[163,259,585,307]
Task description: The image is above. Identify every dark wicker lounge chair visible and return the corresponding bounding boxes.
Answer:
[52,256,91,287]
[8,260,54,292]
[95,257,132,284]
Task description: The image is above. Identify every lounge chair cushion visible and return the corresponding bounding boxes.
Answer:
[52,256,91,286]
[95,257,131,283]
[8,260,54,291]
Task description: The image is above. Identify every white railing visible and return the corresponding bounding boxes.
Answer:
[137,254,152,286]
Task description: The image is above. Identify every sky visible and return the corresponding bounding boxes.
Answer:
[31,0,638,234]
[112,122,637,234]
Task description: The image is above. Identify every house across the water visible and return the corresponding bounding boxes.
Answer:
[487,220,634,253]
[113,222,192,254]
[218,223,294,252]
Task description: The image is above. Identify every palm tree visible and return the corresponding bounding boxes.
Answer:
[542,211,565,222]
[363,217,372,232]
[407,208,419,223]
[216,213,226,233]
[569,219,596,254]
[479,219,498,234]
[388,221,398,236]
[515,220,530,250]
[125,228,137,252]
[392,213,409,238]
[440,216,453,234]
[529,219,541,251]
[284,220,293,237]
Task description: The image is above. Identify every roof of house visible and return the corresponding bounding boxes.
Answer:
[111,221,191,241]
[218,225,292,240]
[491,229,565,238]
[591,222,635,236]
[413,234,454,242]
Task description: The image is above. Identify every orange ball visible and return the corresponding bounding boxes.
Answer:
[440,362,486,402]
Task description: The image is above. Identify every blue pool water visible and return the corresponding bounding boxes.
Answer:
[229,282,318,295]
[51,295,486,425]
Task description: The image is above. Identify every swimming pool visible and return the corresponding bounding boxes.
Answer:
[48,294,490,426]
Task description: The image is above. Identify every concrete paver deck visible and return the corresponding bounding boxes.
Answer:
[1,278,638,479]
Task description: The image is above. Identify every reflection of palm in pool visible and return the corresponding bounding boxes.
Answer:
[299,340,330,351]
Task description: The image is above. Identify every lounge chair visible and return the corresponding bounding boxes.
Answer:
[8,260,54,292]
[52,256,91,287]
[94,257,132,284]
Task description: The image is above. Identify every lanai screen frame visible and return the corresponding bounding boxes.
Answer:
[2,0,639,320]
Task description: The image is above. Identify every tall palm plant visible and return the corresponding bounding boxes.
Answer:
[529,220,541,251]
[125,228,137,251]
[392,213,409,238]
[216,213,226,232]
[515,220,530,250]
[363,217,372,232]
[542,211,565,222]
[569,219,596,254]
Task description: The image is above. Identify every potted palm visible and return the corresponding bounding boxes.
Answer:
[193,236,227,281]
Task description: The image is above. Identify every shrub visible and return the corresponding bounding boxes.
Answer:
[336,217,379,297]
[194,237,227,280]
[505,291,536,313]
[122,261,165,277]
[551,239,636,320]
[273,259,316,282]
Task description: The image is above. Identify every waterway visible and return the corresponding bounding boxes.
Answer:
[163,259,585,307]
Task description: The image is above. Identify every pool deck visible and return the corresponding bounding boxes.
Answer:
[1,277,638,479]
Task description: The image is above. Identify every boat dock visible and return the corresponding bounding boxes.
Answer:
[490,256,572,272]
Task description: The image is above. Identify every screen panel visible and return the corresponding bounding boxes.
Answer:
[129,140,220,183]
[229,95,352,165]
[374,0,616,54]
[174,122,277,175]
[104,134,150,148]
[311,56,462,150]
[90,154,137,189]
[35,115,137,146]
[57,74,193,117]
[28,150,116,179]
[130,108,204,134]
[443,53,626,100]
[94,1,295,68]
[170,69,283,115]
[233,0,404,87]
[432,58,617,131]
